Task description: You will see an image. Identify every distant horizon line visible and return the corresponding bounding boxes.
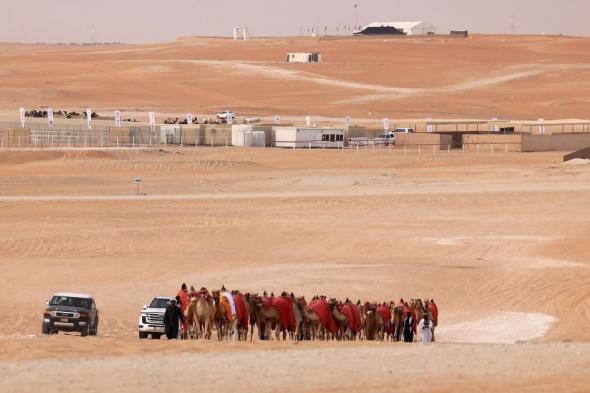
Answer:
[1,32,587,46]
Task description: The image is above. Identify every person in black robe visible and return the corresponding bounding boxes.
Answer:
[163,299,184,339]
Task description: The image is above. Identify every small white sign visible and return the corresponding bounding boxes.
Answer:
[306,116,312,126]
[491,117,499,132]
[274,115,281,125]
[186,113,193,125]
[383,118,389,131]
[86,108,92,129]
[114,110,121,127]
[19,108,26,128]
[47,108,54,129]
[426,117,433,133]
[345,116,352,127]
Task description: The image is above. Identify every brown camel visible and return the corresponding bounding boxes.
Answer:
[212,290,229,341]
[195,295,213,339]
[255,301,283,340]
[363,305,378,341]
[329,299,349,341]
[391,304,404,342]
[245,293,259,341]
[296,297,321,340]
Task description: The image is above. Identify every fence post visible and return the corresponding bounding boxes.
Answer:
[308,142,311,151]
[132,136,135,149]
[491,143,494,153]
[433,145,436,154]
[18,136,21,148]
[476,144,479,154]
[356,144,359,154]
[448,144,451,153]
[505,143,508,153]
[418,145,421,154]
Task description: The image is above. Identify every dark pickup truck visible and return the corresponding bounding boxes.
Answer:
[42,292,99,337]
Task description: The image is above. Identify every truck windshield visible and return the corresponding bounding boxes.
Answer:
[149,298,171,309]
[50,296,91,308]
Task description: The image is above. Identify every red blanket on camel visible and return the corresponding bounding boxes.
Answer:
[233,293,249,330]
[340,303,361,334]
[308,298,337,335]
[271,296,296,331]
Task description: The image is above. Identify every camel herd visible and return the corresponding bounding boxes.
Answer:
[181,287,439,343]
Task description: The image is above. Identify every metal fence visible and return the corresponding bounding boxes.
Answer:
[0,123,233,149]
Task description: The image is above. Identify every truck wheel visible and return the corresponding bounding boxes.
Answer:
[80,325,89,337]
[90,320,98,336]
[139,332,148,339]
[151,333,161,340]
[42,322,50,335]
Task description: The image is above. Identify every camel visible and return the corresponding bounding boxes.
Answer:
[292,298,304,341]
[391,304,404,342]
[212,290,229,341]
[195,295,213,339]
[296,297,322,340]
[329,299,349,341]
[245,293,259,341]
[363,306,378,341]
[254,299,284,340]
[412,299,425,341]
[183,299,198,339]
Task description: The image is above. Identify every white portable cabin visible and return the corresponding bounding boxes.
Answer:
[287,52,322,63]
[275,127,344,148]
[231,125,265,147]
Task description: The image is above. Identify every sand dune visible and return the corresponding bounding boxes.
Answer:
[2,35,590,118]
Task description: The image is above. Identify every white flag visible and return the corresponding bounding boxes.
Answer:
[86,108,92,129]
[19,108,26,128]
[186,113,193,125]
[306,116,312,126]
[47,108,54,129]
[383,118,389,131]
[149,112,156,128]
[114,110,121,127]
[274,115,281,125]
[345,116,352,127]
[426,118,433,133]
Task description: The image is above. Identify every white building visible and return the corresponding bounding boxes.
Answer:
[231,125,265,147]
[287,52,321,63]
[355,21,436,36]
[275,127,344,148]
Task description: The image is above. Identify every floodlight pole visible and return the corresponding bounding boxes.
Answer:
[354,4,358,30]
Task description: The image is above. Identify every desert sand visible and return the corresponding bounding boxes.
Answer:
[1,35,590,120]
[1,34,590,392]
[0,148,589,392]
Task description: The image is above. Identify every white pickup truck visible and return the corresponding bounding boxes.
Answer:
[138,296,173,339]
